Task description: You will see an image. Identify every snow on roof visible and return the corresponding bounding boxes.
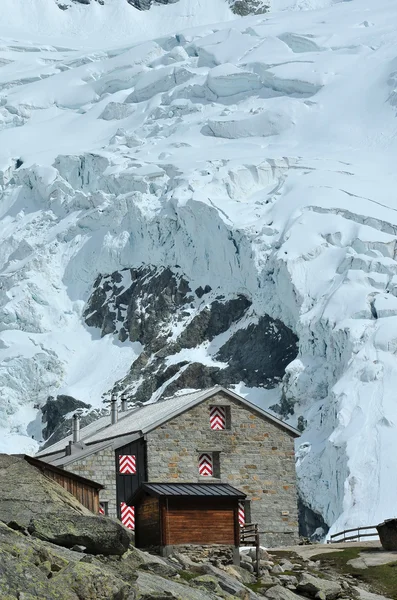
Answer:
[36,385,299,460]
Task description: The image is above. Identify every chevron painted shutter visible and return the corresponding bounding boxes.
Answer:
[210,406,226,430]
[198,452,213,476]
[119,454,136,474]
[120,502,135,529]
[238,501,245,527]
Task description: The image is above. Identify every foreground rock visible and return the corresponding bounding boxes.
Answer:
[28,513,130,556]
[0,454,129,556]
[0,454,90,526]
[296,573,342,599]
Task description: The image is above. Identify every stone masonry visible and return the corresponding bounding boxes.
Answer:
[67,447,118,518]
[146,391,299,547]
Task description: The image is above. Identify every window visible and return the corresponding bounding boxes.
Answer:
[120,502,135,530]
[99,501,108,516]
[209,406,231,430]
[118,454,136,474]
[198,452,221,478]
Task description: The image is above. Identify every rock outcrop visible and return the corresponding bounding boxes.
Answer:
[84,265,298,404]
[0,455,130,556]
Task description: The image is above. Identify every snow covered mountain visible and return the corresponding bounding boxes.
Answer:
[1,0,397,538]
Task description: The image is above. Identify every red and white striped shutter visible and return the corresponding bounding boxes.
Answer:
[198,452,213,476]
[238,501,245,527]
[99,502,105,516]
[210,406,226,430]
[120,502,135,529]
[119,455,137,474]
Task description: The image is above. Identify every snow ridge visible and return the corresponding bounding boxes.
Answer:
[2,0,397,536]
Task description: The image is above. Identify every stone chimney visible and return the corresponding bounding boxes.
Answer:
[72,413,80,443]
[111,394,118,425]
[121,393,128,412]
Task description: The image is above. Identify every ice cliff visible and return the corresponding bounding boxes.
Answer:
[1,0,397,537]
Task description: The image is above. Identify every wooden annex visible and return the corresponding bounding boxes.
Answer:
[130,482,246,560]
[23,455,103,514]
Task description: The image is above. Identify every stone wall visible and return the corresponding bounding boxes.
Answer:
[146,391,299,547]
[66,447,118,518]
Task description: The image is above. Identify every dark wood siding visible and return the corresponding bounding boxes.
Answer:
[162,498,237,546]
[115,437,146,518]
[136,496,160,548]
[36,468,99,513]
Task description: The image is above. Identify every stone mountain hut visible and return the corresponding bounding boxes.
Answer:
[36,386,300,547]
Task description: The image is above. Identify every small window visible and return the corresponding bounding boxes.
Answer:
[198,452,221,478]
[119,455,136,474]
[120,502,135,530]
[210,406,231,430]
[99,501,108,516]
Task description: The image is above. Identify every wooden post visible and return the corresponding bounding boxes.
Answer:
[255,524,260,579]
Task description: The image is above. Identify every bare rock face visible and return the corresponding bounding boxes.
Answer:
[0,454,91,528]
[83,265,298,405]
[63,0,270,16]
[230,0,269,15]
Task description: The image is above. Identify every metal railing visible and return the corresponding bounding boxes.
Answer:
[327,525,379,544]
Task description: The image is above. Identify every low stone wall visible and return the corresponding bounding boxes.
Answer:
[163,544,238,566]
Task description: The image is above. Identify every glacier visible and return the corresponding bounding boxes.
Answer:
[1,0,397,537]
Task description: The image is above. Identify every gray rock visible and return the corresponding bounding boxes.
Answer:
[266,584,304,600]
[0,454,92,529]
[279,575,298,586]
[186,563,262,598]
[139,560,179,578]
[248,548,271,561]
[133,571,219,599]
[222,564,256,584]
[241,561,255,573]
[229,0,269,16]
[242,554,254,564]
[297,573,342,599]
[271,564,285,574]
[280,559,294,571]
[28,513,130,556]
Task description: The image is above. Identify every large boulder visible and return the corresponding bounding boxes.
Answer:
[296,573,342,599]
[0,454,130,556]
[266,585,304,600]
[377,518,397,551]
[28,513,130,556]
[0,454,91,527]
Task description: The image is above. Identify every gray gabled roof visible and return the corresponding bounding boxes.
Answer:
[36,385,299,463]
